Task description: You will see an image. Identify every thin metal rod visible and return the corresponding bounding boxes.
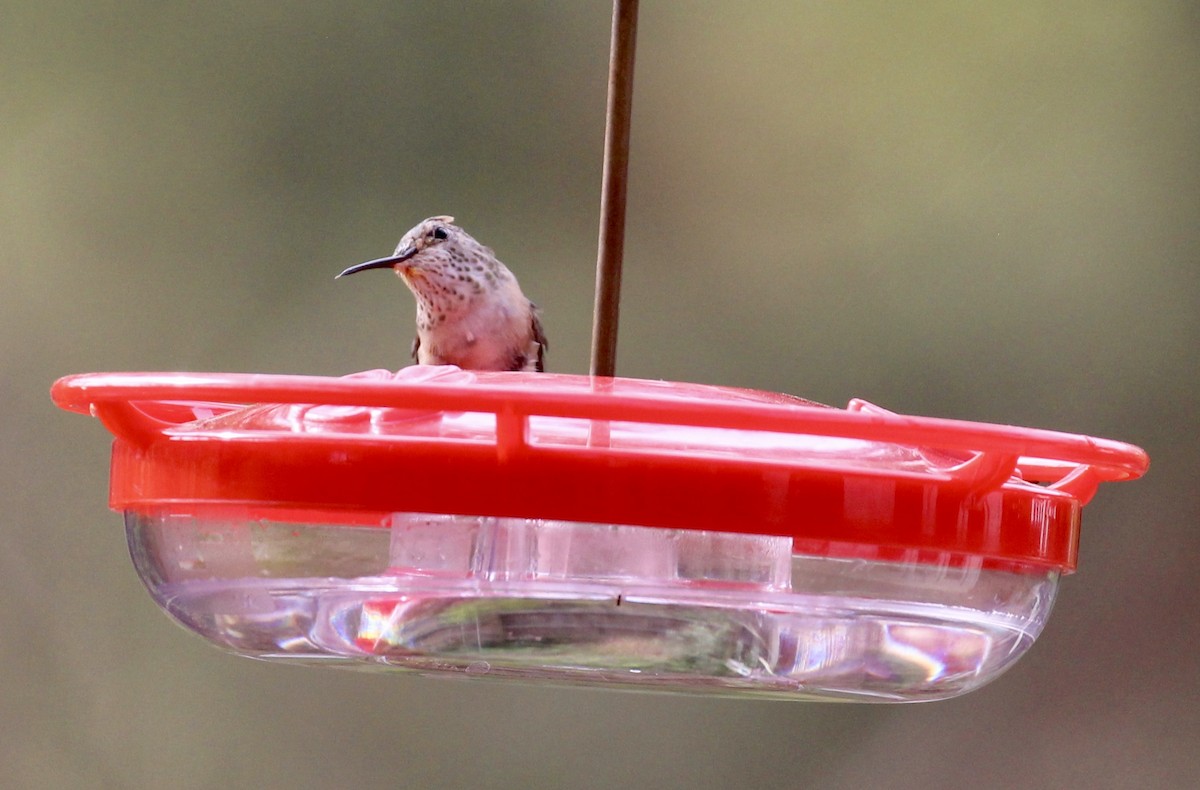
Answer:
[590,0,639,378]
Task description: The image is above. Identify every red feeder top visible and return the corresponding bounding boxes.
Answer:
[51,367,1148,573]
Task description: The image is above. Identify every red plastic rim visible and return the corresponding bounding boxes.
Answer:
[51,369,1149,572]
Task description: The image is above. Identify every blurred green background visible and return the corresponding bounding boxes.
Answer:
[4,2,1198,787]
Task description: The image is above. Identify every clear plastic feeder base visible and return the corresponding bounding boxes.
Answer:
[128,511,1057,702]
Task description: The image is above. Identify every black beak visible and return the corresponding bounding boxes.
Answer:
[335,245,417,279]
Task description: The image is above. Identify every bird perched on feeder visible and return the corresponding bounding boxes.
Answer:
[337,216,547,372]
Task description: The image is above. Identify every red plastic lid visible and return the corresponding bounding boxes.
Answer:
[51,367,1148,572]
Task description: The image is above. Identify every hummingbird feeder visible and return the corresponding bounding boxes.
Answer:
[51,1,1147,702]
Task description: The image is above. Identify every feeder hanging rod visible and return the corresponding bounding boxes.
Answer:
[590,0,639,378]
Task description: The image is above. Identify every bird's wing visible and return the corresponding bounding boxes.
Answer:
[530,304,548,372]
[508,304,547,372]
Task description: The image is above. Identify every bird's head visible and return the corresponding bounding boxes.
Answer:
[337,216,508,309]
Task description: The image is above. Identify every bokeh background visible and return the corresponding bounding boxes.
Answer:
[4,2,1198,787]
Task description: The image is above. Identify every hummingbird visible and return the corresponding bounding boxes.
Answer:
[337,216,547,372]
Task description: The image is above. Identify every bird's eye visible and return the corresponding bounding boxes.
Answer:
[432,227,449,241]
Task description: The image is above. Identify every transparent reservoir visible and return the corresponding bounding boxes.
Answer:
[129,511,1057,701]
